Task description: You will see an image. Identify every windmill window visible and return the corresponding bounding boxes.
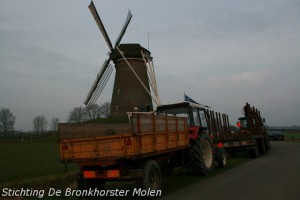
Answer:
[117,89,120,95]
[116,106,119,112]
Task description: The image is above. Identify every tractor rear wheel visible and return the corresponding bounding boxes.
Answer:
[190,134,214,175]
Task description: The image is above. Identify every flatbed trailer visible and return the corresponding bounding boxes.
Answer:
[222,103,270,157]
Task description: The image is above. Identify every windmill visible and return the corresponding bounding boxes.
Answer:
[84,1,161,117]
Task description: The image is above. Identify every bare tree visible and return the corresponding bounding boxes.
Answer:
[68,107,87,123]
[51,117,59,132]
[0,108,16,134]
[68,103,111,123]
[100,102,111,118]
[33,115,48,138]
[85,104,101,120]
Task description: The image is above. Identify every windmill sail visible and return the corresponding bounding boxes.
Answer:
[115,10,132,47]
[85,64,114,106]
[84,59,111,105]
[88,1,113,51]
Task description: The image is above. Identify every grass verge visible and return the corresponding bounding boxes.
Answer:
[283,130,300,143]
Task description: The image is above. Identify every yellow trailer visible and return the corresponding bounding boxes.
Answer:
[59,113,189,191]
[60,113,189,161]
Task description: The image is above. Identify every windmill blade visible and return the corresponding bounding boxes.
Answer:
[115,10,132,47]
[84,59,111,105]
[88,1,113,51]
[87,64,114,106]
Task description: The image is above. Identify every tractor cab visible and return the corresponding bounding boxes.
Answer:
[237,117,249,129]
[157,102,211,142]
[157,101,227,169]
[156,102,208,129]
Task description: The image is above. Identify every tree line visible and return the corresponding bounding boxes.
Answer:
[0,102,110,135]
[68,102,110,123]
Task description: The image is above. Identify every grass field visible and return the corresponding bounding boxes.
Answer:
[0,135,78,188]
[0,135,251,200]
[283,130,300,141]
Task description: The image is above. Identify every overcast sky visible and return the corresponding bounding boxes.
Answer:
[1,0,299,131]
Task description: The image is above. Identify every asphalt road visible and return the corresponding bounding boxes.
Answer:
[161,141,300,200]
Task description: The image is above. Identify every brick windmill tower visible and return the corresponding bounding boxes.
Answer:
[84,1,160,117]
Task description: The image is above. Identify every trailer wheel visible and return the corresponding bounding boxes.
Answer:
[249,140,259,158]
[77,171,105,190]
[265,139,270,151]
[258,139,266,155]
[216,148,227,168]
[136,160,161,191]
[228,151,237,156]
[190,134,213,175]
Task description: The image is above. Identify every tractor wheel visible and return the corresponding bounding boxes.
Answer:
[136,160,161,191]
[249,139,259,158]
[190,134,214,175]
[216,148,227,168]
[77,171,105,190]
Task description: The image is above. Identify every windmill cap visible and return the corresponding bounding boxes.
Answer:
[111,43,151,61]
